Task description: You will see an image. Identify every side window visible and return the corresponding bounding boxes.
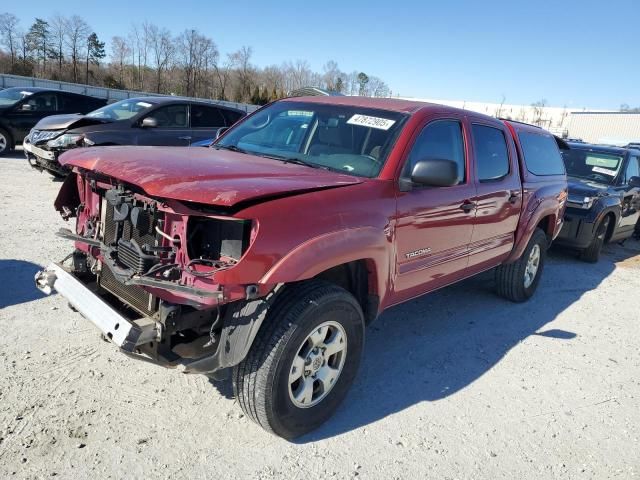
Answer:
[148,104,188,128]
[191,105,226,128]
[58,94,84,112]
[404,120,465,184]
[222,109,243,126]
[625,156,640,183]
[472,124,510,182]
[25,93,58,112]
[518,131,565,175]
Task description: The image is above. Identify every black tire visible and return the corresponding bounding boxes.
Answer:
[232,280,365,439]
[580,215,610,263]
[495,228,548,302]
[0,127,12,155]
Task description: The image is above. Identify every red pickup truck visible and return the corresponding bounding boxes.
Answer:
[36,97,567,438]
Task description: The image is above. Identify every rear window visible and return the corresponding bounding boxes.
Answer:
[518,131,565,175]
[472,124,510,182]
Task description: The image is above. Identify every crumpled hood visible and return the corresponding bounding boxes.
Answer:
[33,113,107,131]
[60,146,363,207]
[567,176,611,198]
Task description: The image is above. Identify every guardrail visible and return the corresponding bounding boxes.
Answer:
[0,73,258,113]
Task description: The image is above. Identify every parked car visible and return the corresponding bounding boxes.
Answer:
[555,142,640,261]
[0,87,105,155]
[23,96,245,176]
[36,97,567,438]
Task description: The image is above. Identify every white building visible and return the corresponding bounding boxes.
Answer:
[398,97,584,136]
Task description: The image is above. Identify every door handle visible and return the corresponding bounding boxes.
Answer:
[459,201,476,213]
[508,190,521,204]
[178,136,192,140]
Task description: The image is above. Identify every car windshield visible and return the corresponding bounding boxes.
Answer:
[86,99,155,121]
[215,101,408,178]
[562,148,623,184]
[0,88,34,106]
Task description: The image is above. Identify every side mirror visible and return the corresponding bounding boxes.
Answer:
[141,117,158,128]
[20,103,33,111]
[411,159,459,187]
[215,127,229,140]
[628,176,640,188]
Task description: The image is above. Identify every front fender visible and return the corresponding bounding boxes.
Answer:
[259,226,389,299]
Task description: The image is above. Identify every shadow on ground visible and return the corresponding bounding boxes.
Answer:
[182,241,639,440]
[0,259,49,309]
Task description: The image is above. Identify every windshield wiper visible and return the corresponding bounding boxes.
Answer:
[256,153,325,169]
[214,144,249,154]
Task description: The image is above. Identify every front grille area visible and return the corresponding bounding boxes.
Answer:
[99,263,157,317]
[99,196,162,317]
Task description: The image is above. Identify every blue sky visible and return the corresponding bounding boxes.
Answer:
[6,0,639,109]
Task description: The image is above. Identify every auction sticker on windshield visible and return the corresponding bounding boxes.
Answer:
[592,166,617,176]
[347,114,396,130]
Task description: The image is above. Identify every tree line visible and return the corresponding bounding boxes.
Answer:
[0,12,392,104]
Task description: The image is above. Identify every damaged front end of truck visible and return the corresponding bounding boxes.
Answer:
[36,170,278,377]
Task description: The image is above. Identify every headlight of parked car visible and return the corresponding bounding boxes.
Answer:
[46,134,85,148]
[567,195,596,209]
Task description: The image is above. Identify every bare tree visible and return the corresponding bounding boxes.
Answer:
[212,53,235,100]
[531,99,548,126]
[109,36,130,87]
[49,15,67,77]
[229,46,254,102]
[322,60,340,91]
[0,13,20,69]
[148,24,173,93]
[129,23,150,90]
[64,15,90,82]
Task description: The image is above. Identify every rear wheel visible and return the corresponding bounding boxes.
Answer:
[580,215,610,263]
[0,128,12,155]
[232,280,365,439]
[495,228,548,302]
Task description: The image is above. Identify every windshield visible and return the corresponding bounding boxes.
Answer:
[0,88,34,107]
[215,101,408,178]
[87,99,155,121]
[562,148,623,184]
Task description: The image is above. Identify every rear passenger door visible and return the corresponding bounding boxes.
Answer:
[136,104,192,146]
[467,122,522,273]
[393,116,476,302]
[190,104,227,143]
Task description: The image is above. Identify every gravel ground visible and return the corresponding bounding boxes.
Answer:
[1,148,639,480]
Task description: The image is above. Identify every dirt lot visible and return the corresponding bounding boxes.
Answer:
[1,148,639,479]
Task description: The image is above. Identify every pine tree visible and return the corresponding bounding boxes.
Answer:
[85,32,106,84]
[26,18,52,76]
[251,85,261,105]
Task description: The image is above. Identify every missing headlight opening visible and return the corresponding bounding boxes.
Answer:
[186,217,252,263]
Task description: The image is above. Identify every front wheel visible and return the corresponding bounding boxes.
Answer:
[580,215,610,263]
[495,228,548,302]
[232,280,365,439]
[0,128,12,155]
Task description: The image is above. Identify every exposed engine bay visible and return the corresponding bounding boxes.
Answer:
[49,172,267,374]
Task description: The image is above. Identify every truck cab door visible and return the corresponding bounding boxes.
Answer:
[466,123,522,274]
[393,117,476,304]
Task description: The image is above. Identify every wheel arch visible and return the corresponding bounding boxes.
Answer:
[259,227,388,322]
